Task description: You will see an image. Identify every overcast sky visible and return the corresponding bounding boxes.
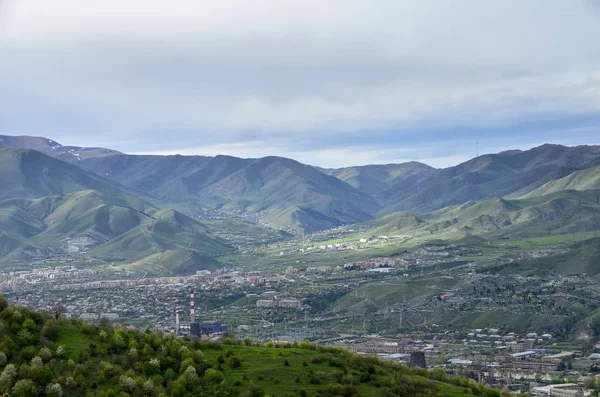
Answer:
[1,1,599,168]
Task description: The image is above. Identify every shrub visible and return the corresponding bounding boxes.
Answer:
[244,384,264,397]
[230,356,242,369]
[204,368,225,384]
[40,320,59,341]
[55,345,67,357]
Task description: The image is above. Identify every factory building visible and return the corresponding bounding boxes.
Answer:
[190,322,229,337]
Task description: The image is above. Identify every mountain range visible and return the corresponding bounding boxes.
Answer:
[1,133,600,270]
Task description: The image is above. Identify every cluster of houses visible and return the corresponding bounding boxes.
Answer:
[0,266,95,291]
[248,291,302,309]
[343,257,396,271]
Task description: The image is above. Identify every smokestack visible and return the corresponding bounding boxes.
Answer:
[170,305,175,333]
[175,310,180,335]
[190,286,195,323]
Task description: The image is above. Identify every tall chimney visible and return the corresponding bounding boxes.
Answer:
[190,287,195,324]
[170,305,175,333]
[175,310,180,335]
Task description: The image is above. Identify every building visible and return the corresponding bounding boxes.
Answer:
[409,351,427,369]
[279,299,301,309]
[190,322,229,337]
[532,384,582,397]
[257,300,277,308]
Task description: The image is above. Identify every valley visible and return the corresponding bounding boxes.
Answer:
[1,135,600,393]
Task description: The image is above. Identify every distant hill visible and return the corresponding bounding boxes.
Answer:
[379,144,600,214]
[0,190,230,272]
[0,147,141,201]
[196,156,381,232]
[364,189,600,241]
[520,165,600,199]
[0,134,121,162]
[79,155,380,232]
[76,154,252,201]
[321,162,436,200]
[3,134,600,234]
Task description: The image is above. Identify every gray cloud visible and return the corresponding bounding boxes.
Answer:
[0,0,599,166]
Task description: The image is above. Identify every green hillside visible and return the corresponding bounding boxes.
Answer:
[77,154,251,201]
[379,144,600,214]
[485,237,600,277]
[0,147,139,201]
[197,157,381,232]
[362,189,600,242]
[322,162,435,198]
[0,190,231,272]
[5,136,600,234]
[519,165,600,199]
[0,297,505,397]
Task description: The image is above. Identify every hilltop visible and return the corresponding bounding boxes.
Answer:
[0,134,121,162]
[0,297,505,397]
[0,147,141,201]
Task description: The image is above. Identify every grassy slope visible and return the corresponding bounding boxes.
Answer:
[77,154,251,201]
[119,250,225,276]
[519,165,600,199]
[0,146,142,201]
[485,237,600,277]
[0,190,231,272]
[321,162,436,197]
[360,189,600,243]
[198,156,381,232]
[379,144,600,214]
[35,319,492,397]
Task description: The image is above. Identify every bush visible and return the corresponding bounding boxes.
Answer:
[230,356,242,369]
[40,320,59,341]
[244,384,264,397]
[204,368,225,384]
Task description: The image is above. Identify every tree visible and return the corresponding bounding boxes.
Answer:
[11,379,37,397]
[52,303,67,320]
[46,383,63,397]
[0,295,8,312]
[0,364,17,392]
[584,377,596,390]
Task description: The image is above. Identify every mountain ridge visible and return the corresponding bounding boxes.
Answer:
[2,134,600,234]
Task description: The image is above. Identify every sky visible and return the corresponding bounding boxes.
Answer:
[1,1,599,168]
